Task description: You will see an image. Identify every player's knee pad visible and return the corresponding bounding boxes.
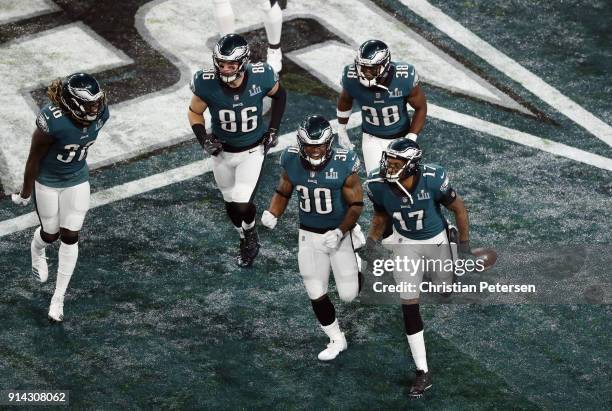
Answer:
[233,202,256,224]
[41,230,60,244]
[60,230,79,245]
[402,303,424,335]
[311,294,336,326]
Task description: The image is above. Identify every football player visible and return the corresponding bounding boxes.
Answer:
[363,138,470,398]
[12,73,109,322]
[261,115,365,361]
[188,33,287,267]
[213,0,284,73]
[336,39,427,173]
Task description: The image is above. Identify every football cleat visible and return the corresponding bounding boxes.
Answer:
[317,333,347,361]
[31,244,48,283]
[408,369,432,398]
[48,295,65,322]
[237,226,260,267]
[266,47,282,73]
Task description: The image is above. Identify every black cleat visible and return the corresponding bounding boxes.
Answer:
[237,227,260,267]
[408,369,432,398]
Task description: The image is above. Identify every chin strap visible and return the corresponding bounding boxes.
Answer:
[395,181,414,204]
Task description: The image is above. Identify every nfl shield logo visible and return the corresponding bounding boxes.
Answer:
[309,171,315,178]
[234,95,239,101]
[376,93,381,98]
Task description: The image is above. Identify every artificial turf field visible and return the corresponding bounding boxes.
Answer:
[0,0,610,409]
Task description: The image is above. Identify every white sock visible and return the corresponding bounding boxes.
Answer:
[259,1,282,46]
[321,318,343,341]
[31,227,49,253]
[214,0,235,36]
[407,330,428,372]
[235,226,245,239]
[54,241,79,299]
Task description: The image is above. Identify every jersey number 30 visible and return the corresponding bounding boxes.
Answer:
[296,185,332,214]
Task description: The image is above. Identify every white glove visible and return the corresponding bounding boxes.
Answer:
[261,210,278,229]
[11,193,31,206]
[323,228,344,249]
[336,124,354,150]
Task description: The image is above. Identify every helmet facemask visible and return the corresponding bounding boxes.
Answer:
[60,74,105,123]
[297,120,334,171]
[213,35,250,84]
[355,41,391,89]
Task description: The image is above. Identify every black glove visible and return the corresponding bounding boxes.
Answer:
[200,133,223,156]
[192,124,223,156]
[262,128,279,154]
[360,237,391,264]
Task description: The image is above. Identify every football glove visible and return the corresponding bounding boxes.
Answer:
[337,124,354,150]
[199,133,223,156]
[323,229,344,249]
[261,210,278,229]
[11,193,31,206]
[263,128,279,153]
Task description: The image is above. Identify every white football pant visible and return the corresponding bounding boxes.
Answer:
[362,132,393,174]
[212,145,265,203]
[383,229,454,301]
[34,181,90,234]
[298,228,360,302]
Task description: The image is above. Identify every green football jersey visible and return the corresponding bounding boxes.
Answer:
[366,164,454,240]
[341,61,418,138]
[281,146,361,230]
[35,103,110,188]
[191,62,278,149]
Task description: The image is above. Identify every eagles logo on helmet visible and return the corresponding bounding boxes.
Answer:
[380,138,422,183]
[213,33,251,83]
[296,115,335,170]
[355,39,391,88]
[59,73,106,123]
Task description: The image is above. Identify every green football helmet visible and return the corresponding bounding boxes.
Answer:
[296,115,334,170]
[213,33,250,83]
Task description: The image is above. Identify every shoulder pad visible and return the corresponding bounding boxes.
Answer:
[190,69,216,96]
[36,110,51,134]
[280,146,299,168]
[422,163,449,190]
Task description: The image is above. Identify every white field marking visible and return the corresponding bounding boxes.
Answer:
[428,105,612,171]
[0,23,133,193]
[284,1,529,114]
[400,0,612,147]
[0,0,59,25]
[289,40,612,172]
[1,107,609,239]
[0,0,529,194]
[0,124,326,238]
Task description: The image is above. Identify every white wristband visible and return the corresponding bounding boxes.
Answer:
[407,132,418,141]
[336,108,352,119]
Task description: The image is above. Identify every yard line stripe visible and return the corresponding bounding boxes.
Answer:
[401,0,612,147]
[2,112,610,238]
